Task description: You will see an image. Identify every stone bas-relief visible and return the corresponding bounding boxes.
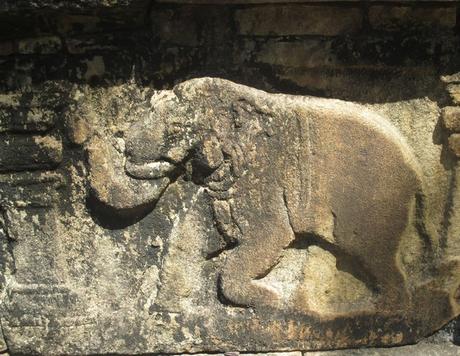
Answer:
[90,78,426,313]
[1,78,460,355]
[85,78,456,347]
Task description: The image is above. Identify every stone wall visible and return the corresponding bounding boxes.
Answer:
[0,1,460,355]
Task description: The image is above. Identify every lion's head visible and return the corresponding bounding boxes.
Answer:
[123,81,239,182]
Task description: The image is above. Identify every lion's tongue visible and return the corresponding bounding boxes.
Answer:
[125,160,175,179]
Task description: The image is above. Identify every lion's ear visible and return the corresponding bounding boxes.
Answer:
[197,134,223,171]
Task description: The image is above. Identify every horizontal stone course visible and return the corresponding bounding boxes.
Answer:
[251,39,338,68]
[17,36,62,54]
[0,107,55,133]
[447,84,460,105]
[0,0,141,12]
[235,5,362,36]
[159,0,456,3]
[369,5,457,30]
[0,134,62,172]
[0,93,57,133]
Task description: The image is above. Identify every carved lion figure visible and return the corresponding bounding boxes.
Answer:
[87,78,429,312]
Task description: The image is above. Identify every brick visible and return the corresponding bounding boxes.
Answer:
[0,134,62,172]
[441,72,460,84]
[0,171,65,208]
[449,133,460,157]
[152,8,200,46]
[253,39,338,68]
[0,105,55,133]
[159,1,360,3]
[270,66,436,101]
[17,36,62,55]
[160,0,454,2]
[369,6,456,30]
[67,36,121,54]
[235,5,362,36]
[447,84,460,105]
[0,93,59,133]
[442,106,460,132]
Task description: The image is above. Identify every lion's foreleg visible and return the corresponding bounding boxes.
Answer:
[219,196,295,308]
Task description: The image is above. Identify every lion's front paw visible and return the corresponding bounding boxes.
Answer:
[247,282,283,309]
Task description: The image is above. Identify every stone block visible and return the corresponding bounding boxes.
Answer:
[235,5,362,36]
[159,0,360,3]
[0,0,139,12]
[0,94,56,133]
[0,171,65,207]
[449,133,460,157]
[0,134,62,172]
[17,36,62,55]
[442,106,460,132]
[152,8,200,46]
[66,34,119,54]
[252,39,338,68]
[369,6,456,30]
[447,84,460,105]
[441,72,460,84]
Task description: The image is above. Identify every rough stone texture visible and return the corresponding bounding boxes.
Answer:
[0,1,459,355]
[449,134,460,157]
[0,135,63,172]
[443,107,460,132]
[0,0,143,11]
[305,343,460,355]
[369,6,457,30]
[448,85,460,105]
[235,6,362,36]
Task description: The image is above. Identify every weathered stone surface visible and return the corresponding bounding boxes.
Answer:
[235,5,362,36]
[442,107,460,132]
[305,342,460,355]
[449,134,460,157]
[369,6,457,30]
[0,134,62,172]
[0,94,56,133]
[447,84,460,105]
[0,0,141,12]
[0,77,446,355]
[17,36,62,54]
[159,0,455,3]
[0,74,459,354]
[0,0,460,354]
[442,72,460,84]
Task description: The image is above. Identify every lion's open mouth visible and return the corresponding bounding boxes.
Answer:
[125,160,176,179]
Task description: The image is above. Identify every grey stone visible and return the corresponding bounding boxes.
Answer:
[0,94,56,133]
[449,134,460,157]
[235,5,362,36]
[442,107,460,133]
[17,36,62,55]
[0,0,459,354]
[305,342,460,355]
[369,6,457,30]
[0,134,62,172]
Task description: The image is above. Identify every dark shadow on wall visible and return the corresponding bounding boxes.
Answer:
[0,2,458,105]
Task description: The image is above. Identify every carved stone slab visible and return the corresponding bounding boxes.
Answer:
[1,78,459,354]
